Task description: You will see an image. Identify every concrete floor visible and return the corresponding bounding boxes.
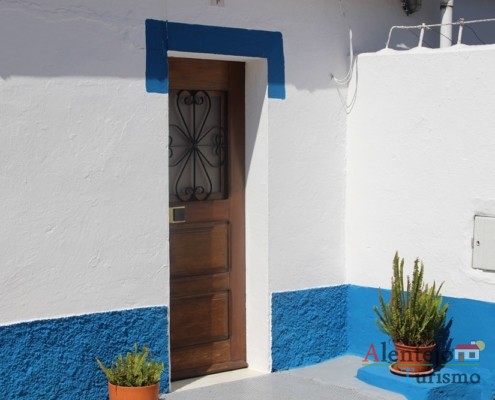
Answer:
[162,356,406,400]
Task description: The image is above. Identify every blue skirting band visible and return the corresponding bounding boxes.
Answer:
[272,284,495,399]
[0,306,168,399]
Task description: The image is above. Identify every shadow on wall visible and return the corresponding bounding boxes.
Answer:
[351,0,495,50]
[342,0,440,51]
[384,0,495,49]
[0,0,148,79]
[3,0,495,88]
[454,0,495,46]
[0,0,439,85]
[435,318,453,371]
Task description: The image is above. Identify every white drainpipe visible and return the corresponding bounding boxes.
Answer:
[440,0,454,47]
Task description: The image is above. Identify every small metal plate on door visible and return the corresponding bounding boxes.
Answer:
[169,206,186,224]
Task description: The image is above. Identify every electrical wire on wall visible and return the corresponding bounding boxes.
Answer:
[331,29,354,86]
[331,0,354,85]
[330,0,358,114]
[465,24,487,44]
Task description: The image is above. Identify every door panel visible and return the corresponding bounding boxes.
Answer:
[170,272,230,298]
[170,222,229,277]
[169,58,246,381]
[170,292,230,348]
[172,341,233,372]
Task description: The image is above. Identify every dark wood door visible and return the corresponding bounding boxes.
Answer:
[168,58,246,381]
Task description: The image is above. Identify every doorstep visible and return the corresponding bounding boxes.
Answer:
[171,368,268,392]
[162,356,404,399]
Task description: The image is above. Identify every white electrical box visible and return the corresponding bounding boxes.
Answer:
[472,215,495,271]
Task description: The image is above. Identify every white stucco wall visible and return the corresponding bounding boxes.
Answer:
[1,0,438,328]
[162,0,438,294]
[346,44,495,303]
[0,0,168,325]
[7,0,495,377]
[4,1,473,377]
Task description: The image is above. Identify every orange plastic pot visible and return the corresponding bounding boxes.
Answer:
[108,382,160,400]
[390,342,435,376]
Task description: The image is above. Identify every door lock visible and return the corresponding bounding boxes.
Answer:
[169,206,186,224]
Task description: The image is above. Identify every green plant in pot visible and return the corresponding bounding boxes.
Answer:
[96,344,164,400]
[374,252,448,376]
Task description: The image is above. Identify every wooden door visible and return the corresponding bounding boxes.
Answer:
[168,58,246,381]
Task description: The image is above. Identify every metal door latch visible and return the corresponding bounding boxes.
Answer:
[169,206,186,223]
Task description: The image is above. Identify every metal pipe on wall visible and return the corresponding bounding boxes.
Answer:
[440,0,454,47]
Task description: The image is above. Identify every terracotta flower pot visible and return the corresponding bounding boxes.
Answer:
[390,342,435,376]
[108,382,160,400]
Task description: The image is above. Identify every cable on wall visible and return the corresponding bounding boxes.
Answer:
[330,0,354,86]
[330,0,358,114]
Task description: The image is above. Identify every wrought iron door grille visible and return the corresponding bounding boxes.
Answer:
[169,89,227,202]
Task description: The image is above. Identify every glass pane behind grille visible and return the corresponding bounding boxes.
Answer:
[169,89,227,202]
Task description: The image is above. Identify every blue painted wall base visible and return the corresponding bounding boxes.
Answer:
[0,307,168,400]
[271,284,495,399]
[271,286,348,371]
[4,284,495,398]
[347,285,495,399]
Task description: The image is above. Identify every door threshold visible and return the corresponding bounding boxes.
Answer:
[171,368,268,392]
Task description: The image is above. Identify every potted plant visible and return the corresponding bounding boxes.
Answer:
[374,252,448,376]
[96,344,164,400]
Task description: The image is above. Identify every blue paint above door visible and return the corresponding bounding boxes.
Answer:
[145,20,285,99]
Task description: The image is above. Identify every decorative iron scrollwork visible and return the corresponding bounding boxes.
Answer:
[169,89,227,202]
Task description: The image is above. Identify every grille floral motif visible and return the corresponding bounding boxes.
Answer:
[169,90,226,201]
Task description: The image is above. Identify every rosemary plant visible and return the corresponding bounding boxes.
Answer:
[374,252,448,347]
[96,344,164,387]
